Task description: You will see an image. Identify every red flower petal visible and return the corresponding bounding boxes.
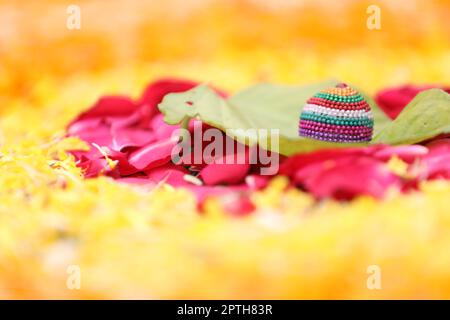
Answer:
[422,138,450,179]
[138,79,199,115]
[107,109,143,129]
[150,114,180,140]
[303,157,400,200]
[107,151,140,177]
[279,147,376,179]
[199,144,251,185]
[189,185,249,207]
[70,125,114,149]
[200,162,250,185]
[67,118,103,136]
[426,137,450,152]
[375,85,450,120]
[245,174,270,190]
[219,194,255,216]
[111,127,155,152]
[70,96,137,124]
[145,164,190,186]
[76,157,111,178]
[372,145,428,163]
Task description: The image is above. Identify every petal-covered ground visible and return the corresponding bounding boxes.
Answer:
[0,0,450,299]
[67,79,450,207]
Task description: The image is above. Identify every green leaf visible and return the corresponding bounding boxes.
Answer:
[159,81,391,156]
[373,89,450,145]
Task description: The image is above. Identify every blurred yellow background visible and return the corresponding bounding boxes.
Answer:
[1,0,449,139]
[0,0,448,140]
[1,0,449,101]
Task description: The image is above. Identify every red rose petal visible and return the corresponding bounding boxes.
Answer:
[422,138,450,179]
[70,125,114,149]
[145,164,190,187]
[279,147,376,179]
[139,79,199,115]
[77,157,111,178]
[201,162,250,185]
[375,85,450,120]
[189,185,249,206]
[245,174,270,190]
[107,151,140,176]
[111,127,155,152]
[67,118,103,136]
[150,114,180,140]
[128,136,179,170]
[70,96,137,124]
[304,157,400,200]
[372,145,428,163]
[220,194,255,216]
[199,145,251,185]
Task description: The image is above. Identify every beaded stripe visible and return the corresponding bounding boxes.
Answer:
[299,120,373,134]
[321,87,358,96]
[300,113,373,126]
[303,104,373,118]
[299,129,372,142]
[314,92,365,102]
[307,97,370,111]
[299,129,372,140]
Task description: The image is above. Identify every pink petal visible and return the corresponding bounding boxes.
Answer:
[145,164,190,186]
[375,85,450,120]
[77,157,111,178]
[423,155,450,179]
[70,148,103,161]
[107,151,140,176]
[67,118,103,136]
[200,162,250,185]
[422,139,450,179]
[219,194,255,216]
[115,176,152,185]
[111,127,155,152]
[128,136,179,170]
[107,103,155,130]
[279,147,377,178]
[189,185,249,206]
[72,145,139,177]
[150,114,180,140]
[426,138,450,153]
[138,79,199,113]
[70,125,113,149]
[245,174,270,190]
[70,96,137,124]
[107,110,143,129]
[372,145,428,163]
[303,157,400,200]
[199,145,251,185]
[189,184,253,215]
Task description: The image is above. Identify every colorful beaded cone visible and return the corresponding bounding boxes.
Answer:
[298,83,374,143]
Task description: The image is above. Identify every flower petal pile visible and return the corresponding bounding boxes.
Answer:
[68,80,196,180]
[68,79,272,209]
[279,142,450,200]
[68,80,450,207]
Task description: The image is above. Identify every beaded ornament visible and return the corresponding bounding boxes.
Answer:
[298,83,373,142]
